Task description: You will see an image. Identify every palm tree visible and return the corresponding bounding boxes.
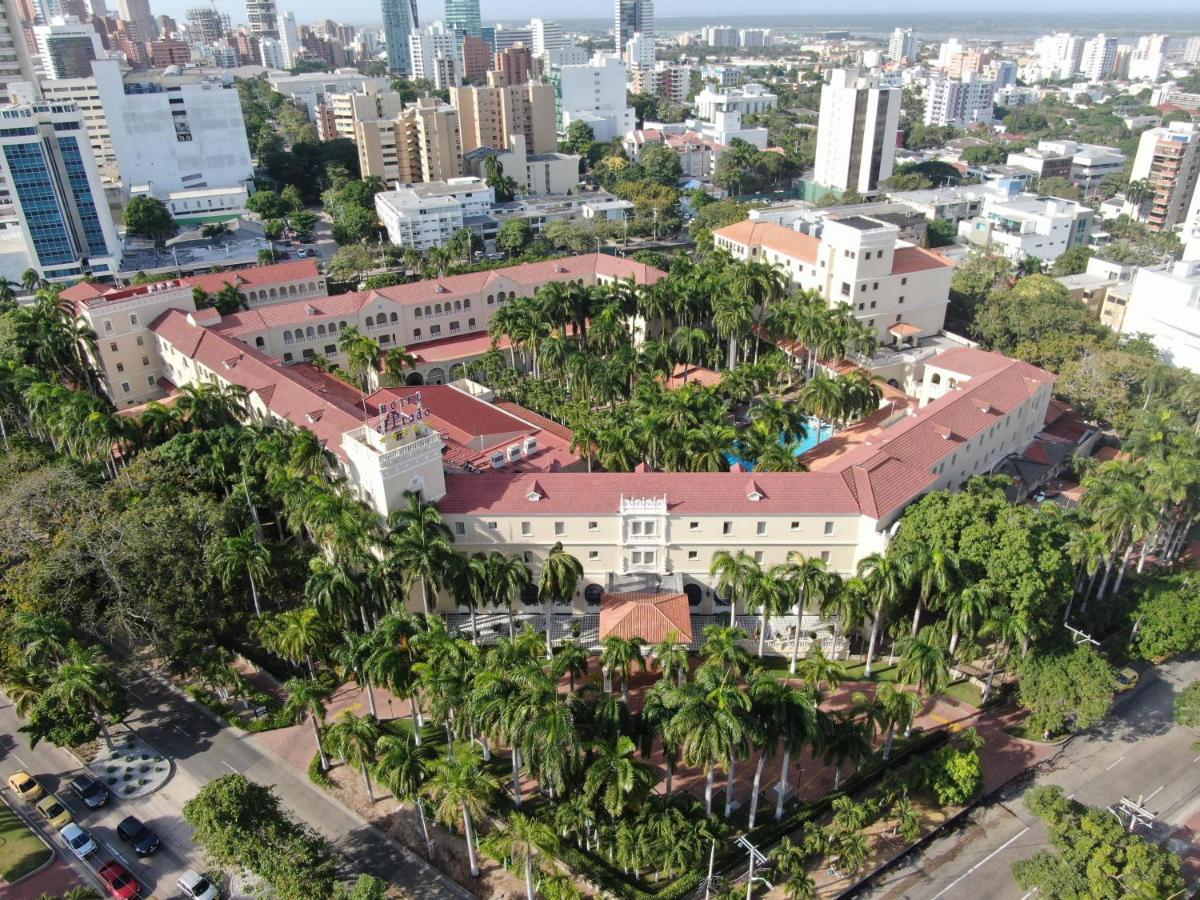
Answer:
[747,563,791,657]
[896,633,950,695]
[551,640,591,692]
[583,734,655,818]
[538,542,582,657]
[256,607,329,676]
[599,635,645,703]
[944,584,993,658]
[904,544,960,636]
[820,712,871,789]
[857,551,909,676]
[375,733,435,855]
[666,665,751,817]
[422,744,500,877]
[798,645,845,693]
[210,531,270,617]
[387,492,455,615]
[710,549,757,626]
[282,676,334,771]
[698,624,751,677]
[651,632,690,686]
[47,642,119,748]
[487,552,532,638]
[486,812,559,900]
[11,612,71,667]
[326,710,381,802]
[332,631,380,719]
[876,684,920,758]
[746,672,804,829]
[782,554,830,674]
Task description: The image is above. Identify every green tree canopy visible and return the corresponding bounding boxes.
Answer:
[1018,645,1114,737]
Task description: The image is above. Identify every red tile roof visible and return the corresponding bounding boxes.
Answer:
[713,220,821,264]
[599,592,693,644]
[149,309,368,461]
[890,246,952,275]
[926,347,1013,379]
[213,293,372,336]
[437,471,863,516]
[183,259,322,294]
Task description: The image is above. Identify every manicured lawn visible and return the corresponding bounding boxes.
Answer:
[0,798,52,883]
[942,679,983,708]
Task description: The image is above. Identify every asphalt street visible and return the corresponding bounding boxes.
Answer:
[2,668,470,899]
[861,655,1200,899]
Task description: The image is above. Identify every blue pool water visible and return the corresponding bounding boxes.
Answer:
[727,417,834,471]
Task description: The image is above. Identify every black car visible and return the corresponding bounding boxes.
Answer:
[68,774,110,809]
[116,815,161,856]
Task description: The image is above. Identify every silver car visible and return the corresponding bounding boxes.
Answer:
[177,869,221,900]
[60,822,96,859]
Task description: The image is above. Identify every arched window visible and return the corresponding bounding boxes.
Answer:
[453,300,461,311]
[306,326,315,339]
[255,336,265,348]
[283,330,291,342]
[339,321,348,329]
[317,324,326,336]
[487,294,494,304]
[435,303,442,315]
[365,315,374,327]
[414,308,422,318]
[329,322,338,334]
[463,298,471,309]
[424,305,431,316]
[288,285,296,296]
[389,312,398,322]
[931,373,941,385]
[269,288,277,299]
[308,282,316,292]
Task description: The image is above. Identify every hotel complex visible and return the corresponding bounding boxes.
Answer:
[62,243,1071,621]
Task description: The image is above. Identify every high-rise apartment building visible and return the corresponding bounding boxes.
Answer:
[381,0,418,75]
[451,81,556,154]
[1079,33,1118,81]
[700,25,736,48]
[529,19,565,56]
[0,102,121,282]
[812,67,900,195]
[460,34,489,81]
[549,55,634,142]
[244,0,277,39]
[0,0,37,106]
[1129,122,1200,232]
[116,0,156,43]
[493,44,531,86]
[887,27,915,63]
[33,16,104,79]
[1034,32,1083,80]
[443,0,479,38]
[276,11,299,68]
[355,96,462,184]
[614,0,652,66]
[923,73,995,127]
[409,21,460,89]
[1128,34,1170,82]
[185,6,228,43]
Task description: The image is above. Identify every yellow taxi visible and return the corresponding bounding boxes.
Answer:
[7,770,45,802]
[35,794,73,830]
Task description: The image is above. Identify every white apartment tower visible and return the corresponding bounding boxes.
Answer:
[277,11,299,69]
[33,17,106,80]
[923,74,995,127]
[0,0,37,105]
[1128,34,1170,82]
[1034,32,1083,81]
[887,27,916,63]
[614,0,652,69]
[813,67,900,195]
[1079,33,1118,81]
[529,19,566,57]
[409,21,460,89]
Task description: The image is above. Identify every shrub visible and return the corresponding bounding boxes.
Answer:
[308,752,332,789]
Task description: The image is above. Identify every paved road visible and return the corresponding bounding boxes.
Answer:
[862,656,1200,899]
[3,668,469,899]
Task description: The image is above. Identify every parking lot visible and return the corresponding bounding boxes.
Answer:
[1,721,215,898]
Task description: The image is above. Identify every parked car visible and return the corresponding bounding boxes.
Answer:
[7,770,44,802]
[1116,667,1140,692]
[68,773,110,809]
[116,815,160,855]
[296,248,311,258]
[61,822,97,858]
[177,868,221,899]
[35,794,72,830]
[98,861,140,899]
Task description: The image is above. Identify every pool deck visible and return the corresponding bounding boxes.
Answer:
[802,393,920,471]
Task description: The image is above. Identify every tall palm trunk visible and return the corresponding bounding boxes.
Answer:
[724,752,736,817]
[748,752,766,828]
[462,804,480,877]
[911,599,923,636]
[757,609,767,657]
[523,851,535,900]
[789,590,806,674]
[545,605,555,658]
[864,603,884,676]
[469,605,479,645]
[247,567,263,617]
[360,761,375,802]
[705,765,715,817]
[1112,542,1136,597]
[774,750,791,820]
[311,716,329,770]
[729,596,737,627]
[415,798,434,856]
[363,679,378,719]
[511,747,523,806]
[884,724,896,759]
[420,580,431,615]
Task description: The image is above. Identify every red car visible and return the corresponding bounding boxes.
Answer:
[98,861,140,899]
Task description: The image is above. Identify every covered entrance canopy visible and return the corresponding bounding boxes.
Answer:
[598,592,693,645]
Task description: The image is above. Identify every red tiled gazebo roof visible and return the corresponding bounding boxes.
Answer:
[598,592,693,645]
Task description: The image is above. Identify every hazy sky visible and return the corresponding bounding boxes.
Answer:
[160,0,1200,30]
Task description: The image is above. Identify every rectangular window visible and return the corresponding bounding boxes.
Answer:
[820,550,831,562]
[104,320,112,333]
[898,296,904,304]
[824,521,835,535]
[901,277,907,285]
[723,521,733,535]
[129,314,138,325]
[116,362,124,372]
[554,522,564,535]
[141,356,149,366]
[455,522,465,535]
[146,375,155,386]
[754,551,764,563]
[136,336,144,346]
[120,382,130,393]
[413,329,421,338]
[896,314,903,322]
[870,301,876,309]
[588,550,599,560]
[523,551,533,563]
[109,341,117,352]
[587,521,598,531]
[791,521,800,531]
[688,550,698,560]
[689,521,699,531]
[756,521,766,535]
[521,521,532,536]
[487,521,497,529]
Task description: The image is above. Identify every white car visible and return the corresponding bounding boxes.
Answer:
[60,822,96,859]
[178,869,221,899]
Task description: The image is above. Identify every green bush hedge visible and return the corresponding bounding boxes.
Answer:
[308,752,333,789]
[185,685,290,733]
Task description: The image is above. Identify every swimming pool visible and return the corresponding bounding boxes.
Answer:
[727,417,834,471]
